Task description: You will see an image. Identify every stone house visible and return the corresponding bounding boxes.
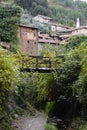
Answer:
[34,15,72,32]
[34,15,53,24]
[56,24,72,32]
[38,31,62,53]
[71,26,87,36]
[59,26,87,38]
[18,25,38,56]
[18,23,82,56]
[56,26,87,44]
[18,25,63,56]
[46,21,72,32]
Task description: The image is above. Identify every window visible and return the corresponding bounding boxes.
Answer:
[51,26,56,31]
[34,33,36,37]
[27,40,30,44]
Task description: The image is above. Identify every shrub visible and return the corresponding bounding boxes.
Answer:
[79,122,87,130]
[45,123,58,130]
[45,102,55,115]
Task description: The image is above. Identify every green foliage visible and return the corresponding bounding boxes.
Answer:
[45,123,58,130]
[32,5,47,16]
[41,44,67,56]
[0,47,20,129]
[79,122,87,130]
[0,120,15,130]
[14,0,87,26]
[45,101,55,115]
[0,47,19,114]
[16,37,87,119]
[16,36,87,120]
[18,72,51,108]
[0,3,21,51]
[1,34,86,130]
[50,0,87,9]
[71,41,87,117]
[31,36,87,118]
[16,50,62,70]
[14,0,50,16]
[65,36,87,50]
[55,39,87,118]
[49,0,87,26]
[0,48,19,92]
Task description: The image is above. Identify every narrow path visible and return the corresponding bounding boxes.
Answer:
[13,112,47,130]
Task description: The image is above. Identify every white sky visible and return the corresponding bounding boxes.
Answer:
[74,0,87,2]
[81,0,87,2]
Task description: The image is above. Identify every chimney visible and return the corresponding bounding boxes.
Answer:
[76,18,80,28]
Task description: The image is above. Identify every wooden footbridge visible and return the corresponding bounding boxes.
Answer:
[20,55,64,73]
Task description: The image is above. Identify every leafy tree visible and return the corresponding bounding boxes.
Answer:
[14,0,49,16]
[36,36,87,118]
[65,36,87,51]
[0,4,21,51]
[50,5,86,26]
[32,5,47,16]
[14,0,87,26]
[73,41,87,117]
[0,47,19,114]
[75,0,87,9]
[50,38,87,118]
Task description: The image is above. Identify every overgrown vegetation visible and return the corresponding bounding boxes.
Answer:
[45,123,58,130]
[49,0,87,26]
[16,36,87,129]
[1,1,87,130]
[1,35,87,129]
[0,47,19,130]
[79,122,87,130]
[14,0,50,16]
[0,3,21,51]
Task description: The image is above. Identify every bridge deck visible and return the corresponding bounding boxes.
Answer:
[20,55,64,73]
[21,68,55,73]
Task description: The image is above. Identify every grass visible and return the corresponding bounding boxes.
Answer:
[45,123,58,130]
[79,122,87,130]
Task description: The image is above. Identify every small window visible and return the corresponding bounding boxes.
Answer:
[34,33,36,37]
[27,40,30,44]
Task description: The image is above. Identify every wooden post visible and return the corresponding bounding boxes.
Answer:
[36,57,38,69]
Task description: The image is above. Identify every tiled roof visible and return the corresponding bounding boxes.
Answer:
[39,39,58,44]
[35,15,52,20]
[19,24,38,30]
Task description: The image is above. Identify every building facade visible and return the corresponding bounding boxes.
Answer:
[38,31,62,54]
[18,25,38,56]
[71,26,87,36]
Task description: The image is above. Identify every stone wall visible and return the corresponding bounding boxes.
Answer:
[18,25,38,56]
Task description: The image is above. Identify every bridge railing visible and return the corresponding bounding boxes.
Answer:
[20,55,63,70]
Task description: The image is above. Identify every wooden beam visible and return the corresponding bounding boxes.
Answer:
[21,68,55,73]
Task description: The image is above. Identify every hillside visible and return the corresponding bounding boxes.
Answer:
[14,0,50,16]
[14,0,87,26]
[48,0,87,26]
[48,0,87,9]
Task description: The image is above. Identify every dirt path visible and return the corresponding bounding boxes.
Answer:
[13,112,47,130]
